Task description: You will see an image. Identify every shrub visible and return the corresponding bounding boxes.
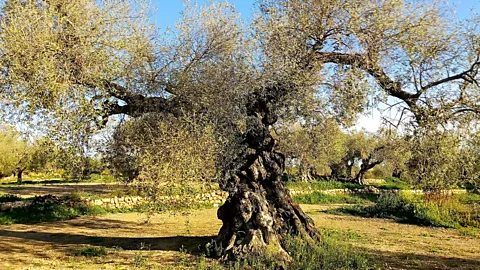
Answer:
[0,195,115,225]
[332,193,480,229]
[0,194,23,202]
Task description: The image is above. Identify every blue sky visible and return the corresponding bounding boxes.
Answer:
[151,0,255,27]
[150,0,479,28]
[149,0,479,132]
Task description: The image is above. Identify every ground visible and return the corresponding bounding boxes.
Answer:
[0,204,479,269]
[0,182,128,198]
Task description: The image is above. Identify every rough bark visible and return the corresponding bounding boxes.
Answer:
[211,91,321,260]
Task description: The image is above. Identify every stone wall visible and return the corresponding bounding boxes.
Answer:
[84,196,145,208]
[1,188,470,211]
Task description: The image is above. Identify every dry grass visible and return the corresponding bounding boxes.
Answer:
[0,205,478,269]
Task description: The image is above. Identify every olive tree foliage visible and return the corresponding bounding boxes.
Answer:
[404,131,463,191]
[461,131,480,190]
[0,125,26,178]
[0,125,59,182]
[1,0,480,260]
[276,118,345,181]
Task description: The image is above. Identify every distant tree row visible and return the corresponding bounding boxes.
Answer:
[0,125,105,183]
[277,120,480,191]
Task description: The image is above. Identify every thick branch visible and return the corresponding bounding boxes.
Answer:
[419,58,480,95]
[315,52,420,105]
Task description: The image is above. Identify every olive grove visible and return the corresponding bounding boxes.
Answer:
[1,0,479,260]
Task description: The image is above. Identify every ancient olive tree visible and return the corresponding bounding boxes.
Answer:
[327,131,385,185]
[1,0,479,260]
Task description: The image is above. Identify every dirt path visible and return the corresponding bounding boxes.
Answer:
[0,183,129,198]
[0,205,479,269]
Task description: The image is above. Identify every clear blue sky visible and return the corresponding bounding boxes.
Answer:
[151,0,256,28]
[150,0,479,29]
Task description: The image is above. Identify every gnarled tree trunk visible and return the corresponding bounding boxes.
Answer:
[212,95,320,260]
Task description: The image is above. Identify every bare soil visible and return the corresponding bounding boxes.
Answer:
[0,183,128,198]
[0,204,479,269]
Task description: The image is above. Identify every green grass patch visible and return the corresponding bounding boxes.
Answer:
[286,180,364,191]
[372,177,410,190]
[72,246,107,257]
[229,228,369,270]
[457,192,480,205]
[328,193,480,229]
[294,192,378,204]
[88,174,118,183]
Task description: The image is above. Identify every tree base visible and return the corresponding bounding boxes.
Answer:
[210,152,320,261]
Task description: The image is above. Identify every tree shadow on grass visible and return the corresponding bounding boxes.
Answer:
[0,229,215,254]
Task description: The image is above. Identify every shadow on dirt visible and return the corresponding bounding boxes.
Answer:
[0,229,215,253]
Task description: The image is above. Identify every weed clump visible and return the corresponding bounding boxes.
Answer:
[331,193,480,229]
[72,246,107,257]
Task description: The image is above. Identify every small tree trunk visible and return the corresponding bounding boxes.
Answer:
[354,169,367,185]
[16,168,24,185]
[345,163,353,181]
[392,168,402,178]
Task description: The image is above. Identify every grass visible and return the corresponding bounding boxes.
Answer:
[372,177,410,190]
[286,180,364,191]
[72,246,107,257]
[327,192,480,229]
[294,191,378,204]
[228,228,368,270]
[0,173,119,185]
[287,177,411,192]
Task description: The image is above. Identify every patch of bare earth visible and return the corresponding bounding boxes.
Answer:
[0,183,128,198]
[302,204,480,270]
[0,205,479,269]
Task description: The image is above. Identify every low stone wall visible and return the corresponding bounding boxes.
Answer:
[84,196,145,208]
[83,190,229,209]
